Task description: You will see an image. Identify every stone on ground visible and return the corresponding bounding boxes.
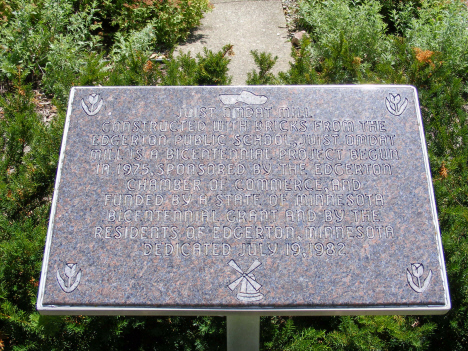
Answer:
[178,0,291,85]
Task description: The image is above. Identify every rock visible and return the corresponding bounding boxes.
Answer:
[291,30,309,46]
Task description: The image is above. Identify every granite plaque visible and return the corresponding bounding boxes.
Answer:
[37,86,450,315]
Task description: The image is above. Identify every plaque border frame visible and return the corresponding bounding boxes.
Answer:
[37,85,451,315]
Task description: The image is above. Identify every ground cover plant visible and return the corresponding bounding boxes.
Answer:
[1,0,468,350]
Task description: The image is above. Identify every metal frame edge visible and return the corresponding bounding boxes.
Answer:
[412,86,451,311]
[36,85,451,315]
[37,88,76,311]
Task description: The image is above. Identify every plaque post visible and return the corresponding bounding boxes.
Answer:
[227,315,260,351]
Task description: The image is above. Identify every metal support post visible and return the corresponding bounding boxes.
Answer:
[227,315,260,351]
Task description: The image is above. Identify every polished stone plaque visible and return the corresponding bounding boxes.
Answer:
[37,86,450,315]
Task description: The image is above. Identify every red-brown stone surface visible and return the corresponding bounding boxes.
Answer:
[37,86,450,315]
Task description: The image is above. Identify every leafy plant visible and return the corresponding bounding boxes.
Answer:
[162,45,233,86]
[246,1,468,349]
[404,0,468,82]
[2,0,468,349]
[0,1,231,350]
[76,0,211,51]
[246,50,278,85]
[299,0,393,81]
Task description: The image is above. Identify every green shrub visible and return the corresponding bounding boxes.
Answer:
[247,1,468,349]
[246,50,278,85]
[76,0,211,51]
[0,1,229,349]
[0,0,12,23]
[404,0,468,82]
[376,0,422,35]
[0,85,63,218]
[299,0,393,83]
[0,0,211,94]
[163,45,233,86]
[0,0,100,86]
[0,79,66,349]
[2,0,468,349]
[278,39,322,85]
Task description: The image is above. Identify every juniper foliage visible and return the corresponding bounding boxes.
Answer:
[1,0,468,349]
[0,1,231,350]
[247,0,468,349]
[246,50,279,85]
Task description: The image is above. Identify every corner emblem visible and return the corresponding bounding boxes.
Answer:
[385,93,408,116]
[56,263,82,293]
[219,91,267,105]
[228,259,264,302]
[81,93,103,116]
[407,263,432,293]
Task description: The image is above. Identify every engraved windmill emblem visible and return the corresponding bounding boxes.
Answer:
[56,263,82,293]
[81,93,103,116]
[228,259,264,302]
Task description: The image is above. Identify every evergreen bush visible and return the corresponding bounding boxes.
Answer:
[74,0,211,51]
[247,0,468,349]
[1,0,468,349]
[246,50,278,85]
[163,45,233,86]
[0,1,231,349]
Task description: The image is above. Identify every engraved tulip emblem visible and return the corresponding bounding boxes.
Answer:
[406,263,432,293]
[56,263,82,293]
[81,93,103,116]
[385,93,408,116]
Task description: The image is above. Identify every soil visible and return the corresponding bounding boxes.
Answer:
[282,0,301,36]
